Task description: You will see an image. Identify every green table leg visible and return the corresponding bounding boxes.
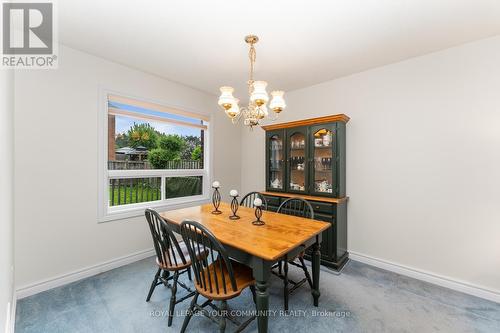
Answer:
[312,237,321,307]
[254,259,271,333]
[256,280,269,332]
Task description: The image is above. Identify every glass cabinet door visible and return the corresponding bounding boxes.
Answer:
[286,127,308,193]
[267,131,284,190]
[310,124,336,195]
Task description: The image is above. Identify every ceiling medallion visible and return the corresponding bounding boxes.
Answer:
[217,35,286,129]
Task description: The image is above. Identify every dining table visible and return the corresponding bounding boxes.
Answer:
[159,202,331,333]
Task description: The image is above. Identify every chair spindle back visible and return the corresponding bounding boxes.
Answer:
[180,220,238,296]
[240,191,268,210]
[277,197,314,219]
[145,208,187,269]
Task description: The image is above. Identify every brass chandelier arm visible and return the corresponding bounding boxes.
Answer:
[231,106,245,124]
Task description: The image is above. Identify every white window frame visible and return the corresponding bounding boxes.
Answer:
[98,89,212,222]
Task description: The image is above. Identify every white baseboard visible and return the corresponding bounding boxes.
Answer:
[349,251,500,304]
[16,249,155,299]
[13,248,500,305]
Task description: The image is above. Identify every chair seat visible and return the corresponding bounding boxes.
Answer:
[195,259,255,301]
[156,240,207,271]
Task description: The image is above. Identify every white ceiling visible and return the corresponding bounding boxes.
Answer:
[60,0,500,97]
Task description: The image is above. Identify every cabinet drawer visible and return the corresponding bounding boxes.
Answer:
[262,195,280,208]
[314,213,334,223]
[310,201,334,215]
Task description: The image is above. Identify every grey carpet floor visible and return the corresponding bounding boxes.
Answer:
[15,257,500,333]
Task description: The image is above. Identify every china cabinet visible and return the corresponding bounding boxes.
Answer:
[264,114,347,197]
[262,114,349,270]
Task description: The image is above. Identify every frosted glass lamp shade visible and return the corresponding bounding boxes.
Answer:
[218,86,235,110]
[226,98,240,118]
[250,81,269,106]
[270,91,286,113]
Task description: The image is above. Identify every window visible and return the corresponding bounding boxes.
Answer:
[99,92,210,221]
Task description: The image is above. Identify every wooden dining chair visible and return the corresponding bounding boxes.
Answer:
[274,197,315,311]
[240,191,268,210]
[145,209,201,327]
[179,220,256,333]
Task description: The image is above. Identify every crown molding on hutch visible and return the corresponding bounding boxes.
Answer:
[261,114,350,131]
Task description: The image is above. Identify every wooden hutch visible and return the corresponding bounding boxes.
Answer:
[261,114,349,271]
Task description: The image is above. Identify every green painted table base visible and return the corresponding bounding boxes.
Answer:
[170,222,322,333]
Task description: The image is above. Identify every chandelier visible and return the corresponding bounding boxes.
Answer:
[217,35,286,128]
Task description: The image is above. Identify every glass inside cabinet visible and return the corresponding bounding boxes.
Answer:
[268,134,284,190]
[288,130,307,192]
[312,127,335,194]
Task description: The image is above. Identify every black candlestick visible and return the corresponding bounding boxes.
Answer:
[252,206,265,226]
[212,187,222,214]
[229,195,240,220]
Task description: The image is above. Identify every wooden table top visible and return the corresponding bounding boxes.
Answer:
[159,202,330,261]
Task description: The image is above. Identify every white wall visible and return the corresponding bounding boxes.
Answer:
[241,36,500,295]
[14,45,241,289]
[1,69,15,332]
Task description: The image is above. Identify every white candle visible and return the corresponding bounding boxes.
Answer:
[253,198,263,207]
[230,189,238,197]
[212,181,220,188]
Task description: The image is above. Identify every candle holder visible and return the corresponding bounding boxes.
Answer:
[211,182,222,215]
[229,193,240,220]
[252,206,264,225]
[252,198,265,226]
